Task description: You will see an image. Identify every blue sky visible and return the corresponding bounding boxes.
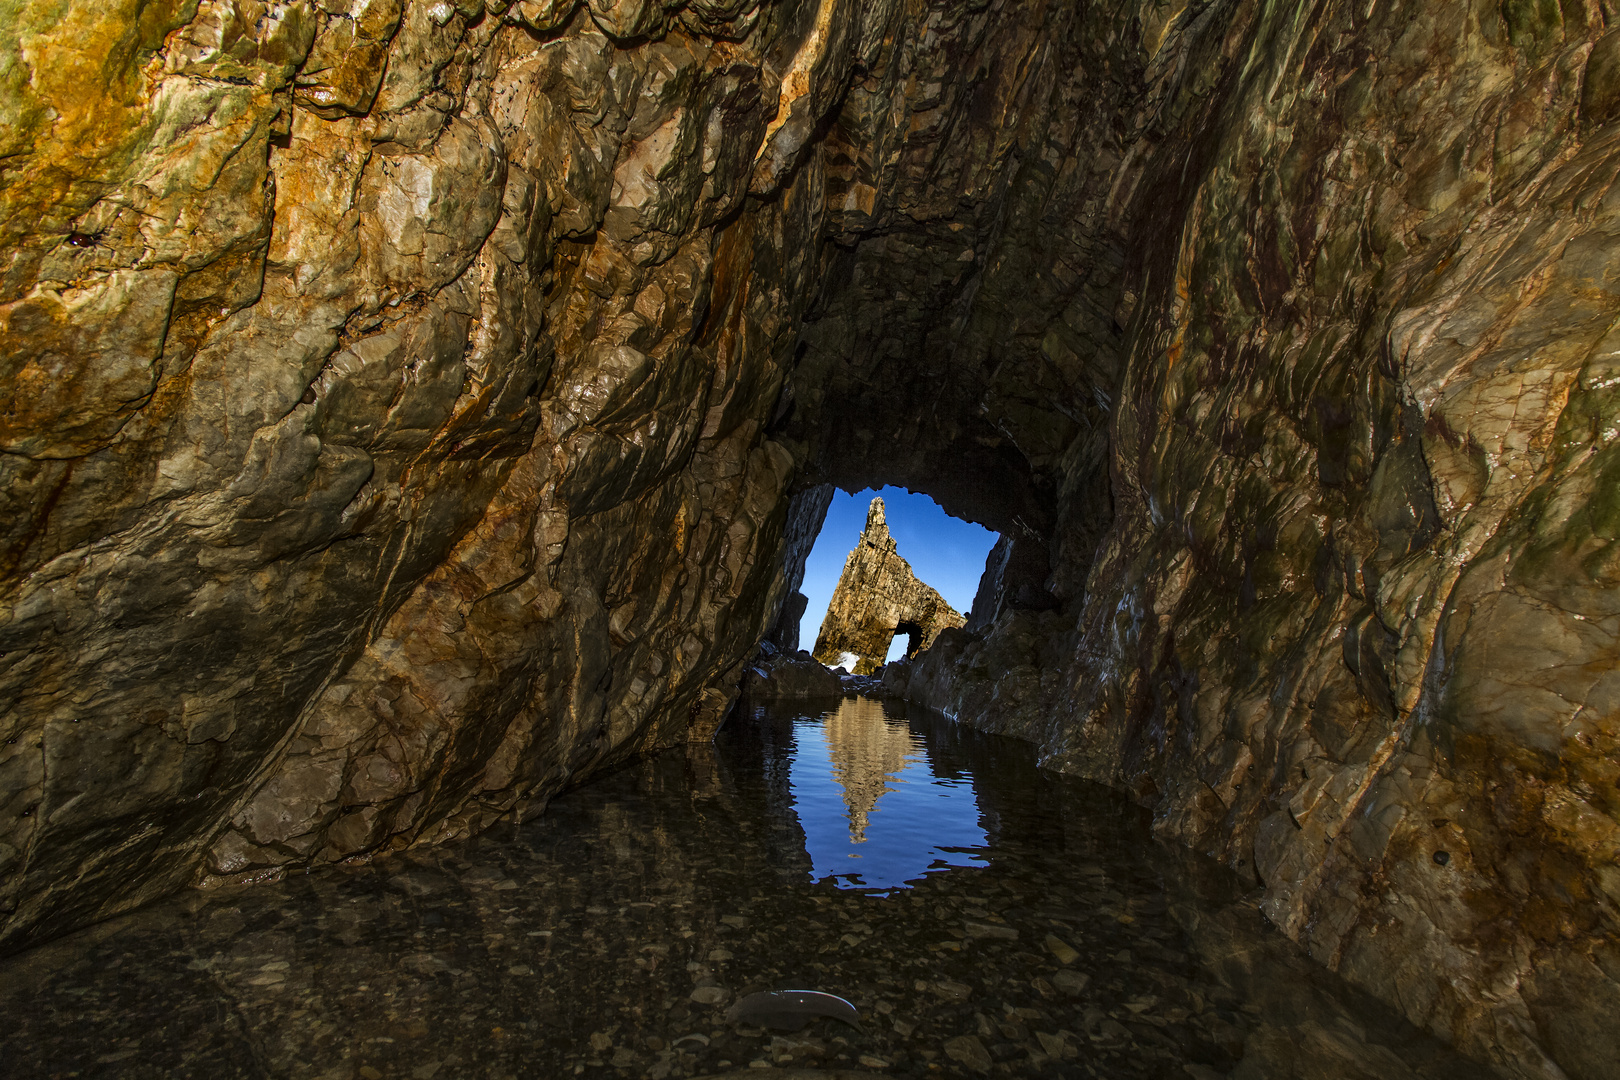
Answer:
[798,486,999,658]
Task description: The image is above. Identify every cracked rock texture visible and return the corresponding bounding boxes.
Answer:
[847,4,1620,1079]
[1,0,822,951]
[810,496,965,675]
[2,2,1619,1078]
[738,639,842,699]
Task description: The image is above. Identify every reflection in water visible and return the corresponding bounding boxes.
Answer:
[790,697,988,890]
[0,695,1497,1080]
[822,699,913,840]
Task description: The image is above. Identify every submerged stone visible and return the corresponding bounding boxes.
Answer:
[0,697,1498,1080]
[725,990,862,1032]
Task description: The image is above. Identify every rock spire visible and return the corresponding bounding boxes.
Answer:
[812,499,965,675]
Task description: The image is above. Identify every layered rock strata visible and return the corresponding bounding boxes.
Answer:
[810,497,965,675]
[1,0,829,951]
[824,6,1620,1079]
[0,2,1617,1078]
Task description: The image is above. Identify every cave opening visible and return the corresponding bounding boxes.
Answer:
[0,0,1612,1075]
[788,485,999,676]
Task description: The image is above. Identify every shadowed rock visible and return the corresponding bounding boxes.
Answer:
[740,642,843,700]
[0,1,1616,1074]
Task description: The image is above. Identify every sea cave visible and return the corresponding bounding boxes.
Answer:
[1,1,1617,1077]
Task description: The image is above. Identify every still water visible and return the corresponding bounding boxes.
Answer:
[790,700,987,890]
[0,697,1492,1079]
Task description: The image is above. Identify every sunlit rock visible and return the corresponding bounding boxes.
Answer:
[810,498,966,676]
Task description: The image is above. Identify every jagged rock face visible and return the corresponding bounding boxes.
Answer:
[761,483,834,653]
[817,4,1620,1079]
[810,498,965,675]
[738,641,841,699]
[0,0,830,951]
[1,1,1617,1077]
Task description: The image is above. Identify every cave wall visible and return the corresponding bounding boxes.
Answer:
[761,481,834,653]
[0,0,845,951]
[3,1,1619,1077]
[827,3,1620,1078]
[1074,5,1620,1074]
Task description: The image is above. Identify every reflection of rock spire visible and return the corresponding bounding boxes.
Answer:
[823,699,916,842]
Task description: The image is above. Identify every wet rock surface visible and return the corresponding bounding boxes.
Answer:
[785,5,1620,1074]
[811,498,966,675]
[741,641,843,700]
[0,699,1493,1080]
[1,0,831,953]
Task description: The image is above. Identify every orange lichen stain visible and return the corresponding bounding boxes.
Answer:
[1165,338,1185,370]
[699,211,755,360]
[672,500,690,557]
[2,2,198,243]
[754,0,841,157]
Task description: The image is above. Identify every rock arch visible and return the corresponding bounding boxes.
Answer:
[810,498,964,675]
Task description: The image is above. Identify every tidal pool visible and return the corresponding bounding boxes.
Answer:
[789,697,988,890]
[0,697,1493,1079]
